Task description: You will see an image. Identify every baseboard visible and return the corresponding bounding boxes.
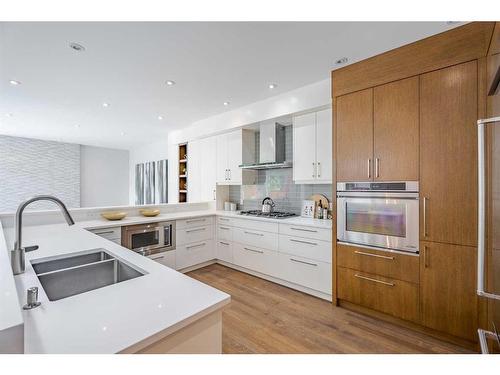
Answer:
[178,259,217,273]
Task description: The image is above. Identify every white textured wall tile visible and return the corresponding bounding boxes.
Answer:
[0,135,80,212]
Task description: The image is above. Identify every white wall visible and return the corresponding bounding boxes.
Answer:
[80,145,130,207]
[129,138,169,205]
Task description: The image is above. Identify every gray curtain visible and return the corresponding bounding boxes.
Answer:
[135,159,168,205]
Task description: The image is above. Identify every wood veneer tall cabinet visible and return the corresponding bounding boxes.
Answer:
[336,78,419,182]
[418,61,479,341]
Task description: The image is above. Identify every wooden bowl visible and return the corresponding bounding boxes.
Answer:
[139,209,160,217]
[101,211,127,221]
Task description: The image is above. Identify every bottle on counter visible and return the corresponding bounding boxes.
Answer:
[317,201,323,219]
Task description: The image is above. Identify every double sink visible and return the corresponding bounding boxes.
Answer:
[31,249,145,301]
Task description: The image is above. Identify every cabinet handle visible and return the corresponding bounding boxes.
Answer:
[94,230,115,235]
[186,218,205,224]
[213,189,216,201]
[375,158,380,178]
[243,247,263,254]
[225,169,228,180]
[424,245,429,268]
[219,226,230,230]
[312,162,316,178]
[354,250,394,260]
[290,238,317,246]
[151,255,164,261]
[228,169,231,181]
[219,241,230,246]
[244,231,264,236]
[367,159,371,179]
[219,218,230,221]
[186,242,206,250]
[290,258,318,267]
[186,227,206,233]
[354,273,394,287]
[423,197,428,237]
[290,227,318,233]
[317,162,321,178]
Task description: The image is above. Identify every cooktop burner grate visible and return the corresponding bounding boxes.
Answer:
[239,210,296,219]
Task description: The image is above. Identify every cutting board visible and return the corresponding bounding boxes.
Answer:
[309,194,329,210]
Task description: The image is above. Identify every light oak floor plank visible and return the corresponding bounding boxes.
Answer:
[187,264,473,354]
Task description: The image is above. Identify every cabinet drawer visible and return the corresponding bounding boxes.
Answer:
[216,240,233,263]
[279,235,331,263]
[147,251,176,269]
[337,244,419,283]
[176,225,213,245]
[231,218,279,233]
[279,223,331,242]
[89,227,121,241]
[176,240,215,269]
[233,227,278,251]
[217,216,235,226]
[337,267,419,322]
[277,253,332,294]
[176,216,214,229]
[233,242,277,275]
[217,224,233,242]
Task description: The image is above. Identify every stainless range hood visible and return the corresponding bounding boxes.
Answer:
[239,120,292,170]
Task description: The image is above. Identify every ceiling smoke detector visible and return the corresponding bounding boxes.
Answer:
[69,42,86,52]
[335,57,349,65]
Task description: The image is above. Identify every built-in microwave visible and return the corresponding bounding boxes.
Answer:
[122,221,176,256]
[336,182,419,253]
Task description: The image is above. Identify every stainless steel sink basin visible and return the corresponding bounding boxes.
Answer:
[31,249,145,301]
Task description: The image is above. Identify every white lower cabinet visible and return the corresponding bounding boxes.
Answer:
[216,240,233,263]
[233,227,278,251]
[278,234,331,263]
[276,253,332,295]
[217,225,233,242]
[176,240,215,270]
[147,251,176,269]
[232,242,278,276]
[177,225,213,245]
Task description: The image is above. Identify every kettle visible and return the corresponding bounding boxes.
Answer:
[261,197,275,213]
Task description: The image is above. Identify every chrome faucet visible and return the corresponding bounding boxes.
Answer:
[11,195,75,275]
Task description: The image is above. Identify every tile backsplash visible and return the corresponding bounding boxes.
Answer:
[228,125,332,214]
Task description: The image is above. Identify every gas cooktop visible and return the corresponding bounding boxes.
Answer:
[239,210,296,219]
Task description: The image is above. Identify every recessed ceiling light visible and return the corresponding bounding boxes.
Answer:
[165,80,176,86]
[5,113,13,117]
[223,101,230,106]
[74,124,80,128]
[157,115,164,120]
[120,131,125,136]
[268,83,277,89]
[9,80,21,86]
[102,102,110,108]
[69,42,86,52]
[335,57,349,65]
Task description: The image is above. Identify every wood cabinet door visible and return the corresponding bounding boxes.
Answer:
[315,108,333,182]
[420,241,478,341]
[336,88,374,182]
[293,112,317,183]
[420,61,478,246]
[374,77,419,181]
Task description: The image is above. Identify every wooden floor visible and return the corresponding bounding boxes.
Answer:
[187,264,473,354]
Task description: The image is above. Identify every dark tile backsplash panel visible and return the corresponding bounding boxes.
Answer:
[228,126,332,214]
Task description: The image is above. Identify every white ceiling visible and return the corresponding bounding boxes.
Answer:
[0,22,462,150]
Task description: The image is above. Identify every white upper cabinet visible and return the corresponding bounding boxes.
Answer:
[188,136,217,202]
[293,108,332,184]
[216,129,256,185]
[315,108,332,182]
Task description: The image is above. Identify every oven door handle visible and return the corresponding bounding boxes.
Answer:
[125,227,162,235]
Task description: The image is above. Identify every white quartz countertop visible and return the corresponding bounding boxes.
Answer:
[0,209,229,354]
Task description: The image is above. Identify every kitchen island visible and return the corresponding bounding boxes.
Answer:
[0,211,230,354]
